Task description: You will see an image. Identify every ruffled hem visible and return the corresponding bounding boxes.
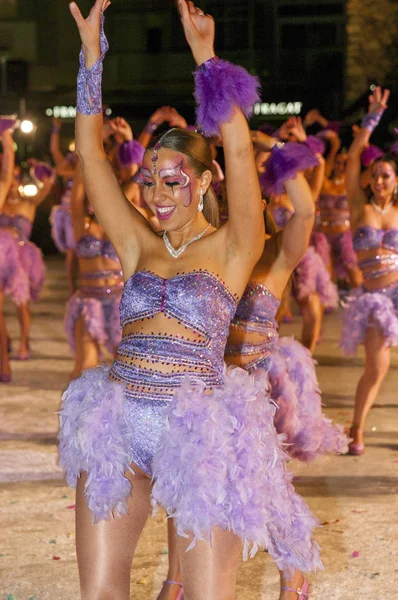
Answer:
[64,291,122,355]
[294,247,338,309]
[58,365,133,522]
[152,365,322,574]
[18,241,46,301]
[270,338,348,461]
[340,286,398,355]
[50,205,76,252]
[0,231,30,305]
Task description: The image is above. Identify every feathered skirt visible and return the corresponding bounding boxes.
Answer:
[293,246,339,309]
[326,229,358,282]
[18,240,46,301]
[64,290,122,355]
[340,283,398,355]
[0,231,30,305]
[58,364,323,574]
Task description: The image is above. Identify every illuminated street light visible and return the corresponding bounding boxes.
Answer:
[19,183,38,197]
[20,119,34,134]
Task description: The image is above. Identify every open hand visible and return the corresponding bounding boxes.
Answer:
[168,108,188,129]
[177,0,215,65]
[112,117,133,141]
[69,0,110,66]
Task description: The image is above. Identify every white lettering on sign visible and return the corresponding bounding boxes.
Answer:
[45,106,77,118]
[254,102,303,116]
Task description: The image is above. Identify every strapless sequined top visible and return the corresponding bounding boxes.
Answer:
[76,234,119,261]
[318,193,350,227]
[353,226,398,282]
[110,270,238,401]
[272,206,292,229]
[0,213,32,242]
[225,282,280,373]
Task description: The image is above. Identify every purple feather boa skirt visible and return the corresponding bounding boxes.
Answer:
[64,291,122,355]
[269,338,348,461]
[340,283,398,355]
[326,229,358,282]
[18,241,46,301]
[0,231,30,305]
[294,247,339,309]
[58,364,323,573]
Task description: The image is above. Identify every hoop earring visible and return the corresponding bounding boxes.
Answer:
[198,190,204,212]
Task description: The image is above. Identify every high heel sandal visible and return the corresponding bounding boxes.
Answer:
[281,578,309,599]
[159,580,184,600]
[348,427,364,456]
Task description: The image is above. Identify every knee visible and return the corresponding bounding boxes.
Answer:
[364,359,390,384]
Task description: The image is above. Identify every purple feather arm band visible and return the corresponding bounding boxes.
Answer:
[77,14,109,116]
[118,140,145,167]
[33,162,55,182]
[260,142,320,196]
[361,110,384,134]
[194,57,261,137]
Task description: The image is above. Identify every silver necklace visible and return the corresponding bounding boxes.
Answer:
[163,223,211,259]
[370,198,393,215]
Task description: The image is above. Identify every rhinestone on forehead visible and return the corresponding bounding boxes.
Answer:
[152,141,162,174]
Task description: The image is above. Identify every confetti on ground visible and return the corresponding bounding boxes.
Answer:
[52,556,61,561]
[66,504,75,509]
[161,549,168,555]
[49,539,56,544]
[351,551,360,558]
[321,519,340,525]
[6,595,16,600]
[137,578,147,585]
[352,509,368,514]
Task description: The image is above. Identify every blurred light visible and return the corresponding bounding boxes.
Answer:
[370,84,376,91]
[46,108,53,117]
[105,108,112,116]
[69,140,76,152]
[254,101,302,117]
[20,120,34,134]
[371,427,377,431]
[19,183,38,197]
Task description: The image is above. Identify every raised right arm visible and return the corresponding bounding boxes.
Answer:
[0,130,15,208]
[69,0,153,272]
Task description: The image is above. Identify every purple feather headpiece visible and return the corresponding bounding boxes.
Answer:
[260,142,320,196]
[0,115,18,135]
[304,135,326,156]
[117,140,145,167]
[361,145,384,168]
[194,57,261,137]
[33,162,54,182]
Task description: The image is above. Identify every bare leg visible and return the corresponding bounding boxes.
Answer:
[70,315,100,381]
[156,519,183,600]
[178,527,242,600]
[279,569,308,599]
[0,291,11,378]
[348,266,362,289]
[16,303,31,358]
[66,249,79,298]
[298,293,322,354]
[76,463,152,600]
[350,324,391,445]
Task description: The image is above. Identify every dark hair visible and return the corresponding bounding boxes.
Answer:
[149,128,220,228]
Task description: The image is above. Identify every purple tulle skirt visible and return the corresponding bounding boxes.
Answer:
[294,247,339,309]
[18,241,46,301]
[64,291,122,355]
[269,338,348,461]
[340,283,398,355]
[50,205,76,252]
[310,231,331,269]
[326,229,358,282]
[58,364,322,574]
[0,231,30,305]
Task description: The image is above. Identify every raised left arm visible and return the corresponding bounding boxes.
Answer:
[0,130,15,208]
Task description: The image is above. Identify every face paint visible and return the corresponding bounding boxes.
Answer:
[158,161,192,206]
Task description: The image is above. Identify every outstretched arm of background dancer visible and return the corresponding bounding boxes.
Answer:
[267,174,315,297]
[307,152,325,200]
[178,0,264,265]
[0,130,15,208]
[50,118,65,166]
[70,165,88,240]
[70,0,153,272]
[323,130,341,178]
[346,86,390,220]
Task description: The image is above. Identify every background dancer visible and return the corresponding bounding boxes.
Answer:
[59,1,321,597]
[342,86,397,455]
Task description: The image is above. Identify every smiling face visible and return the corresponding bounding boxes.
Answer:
[370,160,398,202]
[333,153,347,177]
[139,148,210,230]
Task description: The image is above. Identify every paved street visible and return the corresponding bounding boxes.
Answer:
[0,257,397,599]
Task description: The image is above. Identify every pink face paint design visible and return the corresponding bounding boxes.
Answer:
[159,161,192,206]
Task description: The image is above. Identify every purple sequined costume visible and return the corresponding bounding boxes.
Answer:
[225,282,348,461]
[64,235,123,354]
[50,180,76,252]
[59,269,322,572]
[318,192,358,281]
[272,207,338,309]
[0,213,45,301]
[340,226,398,354]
